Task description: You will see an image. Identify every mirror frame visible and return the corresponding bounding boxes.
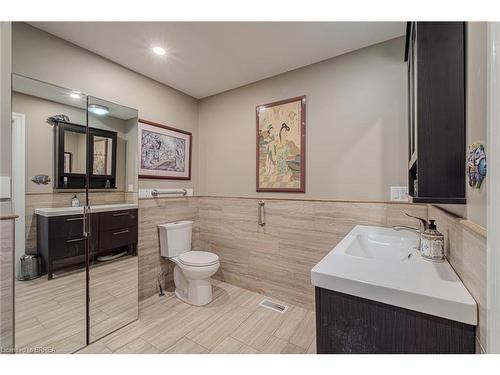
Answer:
[55,121,118,189]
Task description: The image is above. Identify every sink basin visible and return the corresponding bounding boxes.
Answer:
[345,231,419,262]
[311,225,477,325]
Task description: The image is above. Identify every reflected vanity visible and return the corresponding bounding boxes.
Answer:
[11,74,139,353]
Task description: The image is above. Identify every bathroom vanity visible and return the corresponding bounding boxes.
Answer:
[311,226,477,354]
[35,204,138,279]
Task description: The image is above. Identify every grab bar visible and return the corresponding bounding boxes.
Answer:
[151,189,187,197]
[258,200,265,226]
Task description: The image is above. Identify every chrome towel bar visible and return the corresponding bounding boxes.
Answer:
[151,188,188,197]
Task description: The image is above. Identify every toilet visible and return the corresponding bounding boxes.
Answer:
[158,221,220,306]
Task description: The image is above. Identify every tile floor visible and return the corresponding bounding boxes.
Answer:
[15,256,138,354]
[77,280,317,354]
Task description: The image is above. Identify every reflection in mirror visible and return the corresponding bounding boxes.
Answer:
[87,96,139,193]
[93,136,113,175]
[87,96,139,343]
[11,75,139,353]
[64,131,86,174]
[12,74,87,353]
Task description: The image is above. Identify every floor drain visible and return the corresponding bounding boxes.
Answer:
[258,299,289,313]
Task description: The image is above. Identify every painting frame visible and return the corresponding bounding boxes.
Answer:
[256,95,306,193]
[138,119,192,180]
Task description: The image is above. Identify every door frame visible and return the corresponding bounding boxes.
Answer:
[487,22,500,353]
[11,111,25,274]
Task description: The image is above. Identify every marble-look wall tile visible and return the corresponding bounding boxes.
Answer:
[25,192,133,253]
[0,219,14,352]
[428,205,487,352]
[198,198,428,310]
[138,197,199,301]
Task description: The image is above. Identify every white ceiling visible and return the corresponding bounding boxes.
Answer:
[30,22,406,99]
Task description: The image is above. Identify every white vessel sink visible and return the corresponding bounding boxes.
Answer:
[35,203,138,217]
[311,225,477,325]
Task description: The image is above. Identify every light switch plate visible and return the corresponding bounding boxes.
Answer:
[0,176,11,199]
[390,186,409,202]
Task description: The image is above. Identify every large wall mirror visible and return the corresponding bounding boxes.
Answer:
[11,74,139,353]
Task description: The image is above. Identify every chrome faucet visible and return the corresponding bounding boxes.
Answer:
[392,213,429,251]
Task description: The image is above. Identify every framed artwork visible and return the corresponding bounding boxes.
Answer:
[138,119,192,180]
[63,152,72,173]
[256,95,306,192]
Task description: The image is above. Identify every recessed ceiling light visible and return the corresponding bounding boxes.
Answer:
[88,104,109,116]
[152,46,166,56]
[69,92,81,99]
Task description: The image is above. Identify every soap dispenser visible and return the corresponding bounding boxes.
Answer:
[420,220,445,262]
[71,194,80,207]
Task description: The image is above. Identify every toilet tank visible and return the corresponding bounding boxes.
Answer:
[158,220,193,258]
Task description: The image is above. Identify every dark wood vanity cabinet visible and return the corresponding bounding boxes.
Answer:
[405,22,466,204]
[37,209,138,279]
[315,287,475,354]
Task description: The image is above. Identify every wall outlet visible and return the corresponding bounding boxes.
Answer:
[390,186,409,202]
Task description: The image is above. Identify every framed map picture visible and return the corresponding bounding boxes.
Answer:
[138,119,192,180]
[256,96,306,192]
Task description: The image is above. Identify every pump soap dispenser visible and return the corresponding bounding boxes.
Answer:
[420,220,445,262]
[71,194,80,208]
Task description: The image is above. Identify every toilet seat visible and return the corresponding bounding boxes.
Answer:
[178,251,219,267]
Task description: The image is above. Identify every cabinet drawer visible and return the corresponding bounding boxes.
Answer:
[51,236,87,259]
[49,214,86,238]
[100,225,137,251]
[99,209,138,231]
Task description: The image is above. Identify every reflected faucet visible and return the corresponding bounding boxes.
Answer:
[392,213,429,251]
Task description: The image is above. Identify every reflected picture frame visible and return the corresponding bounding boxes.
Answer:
[63,152,72,174]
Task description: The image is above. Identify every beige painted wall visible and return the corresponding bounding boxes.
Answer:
[198,37,407,201]
[0,22,12,206]
[12,22,199,192]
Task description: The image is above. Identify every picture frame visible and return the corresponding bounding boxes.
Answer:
[256,95,306,192]
[138,119,192,180]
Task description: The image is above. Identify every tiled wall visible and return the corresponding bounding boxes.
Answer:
[138,197,200,301]
[25,192,136,253]
[428,205,487,353]
[197,197,428,309]
[0,218,14,352]
[136,197,427,307]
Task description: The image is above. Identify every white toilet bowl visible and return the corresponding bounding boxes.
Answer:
[171,251,220,306]
[158,221,220,306]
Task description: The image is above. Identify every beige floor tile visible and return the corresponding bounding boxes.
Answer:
[187,305,253,350]
[259,336,289,354]
[274,305,308,340]
[231,306,286,350]
[281,343,306,354]
[210,337,258,354]
[77,341,112,354]
[289,310,316,349]
[25,280,316,354]
[306,339,317,354]
[164,337,208,354]
[113,338,160,354]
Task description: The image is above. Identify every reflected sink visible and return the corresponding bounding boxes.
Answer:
[311,225,477,326]
[35,203,138,217]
